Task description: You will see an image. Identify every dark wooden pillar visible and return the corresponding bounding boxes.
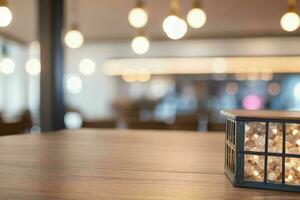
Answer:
[39,0,65,131]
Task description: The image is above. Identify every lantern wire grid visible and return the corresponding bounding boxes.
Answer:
[225,119,300,191]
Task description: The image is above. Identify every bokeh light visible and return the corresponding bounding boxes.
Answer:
[66,74,83,94]
[26,58,41,76]
[243,95,262,110]
[150,78,172,98]
[0,57,15,75]
[267,82,281,96]
[122,68,137,83]
[163,15,187,40]
[281,12,300,32]
[137,68,151,82]
[225,82,239,95]
[128,7,148,28]
[64,112,83,129]
[186,8,206,29]
[212,58,227,73]
[293,82,300,99]
[260,68,273,81]
[64,29,84,49]
[79,58,96,75]
[131,36,150,55]
[0,6,12,27]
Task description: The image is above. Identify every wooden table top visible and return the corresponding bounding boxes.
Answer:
[221,109,300,121]
[0,129,299,199]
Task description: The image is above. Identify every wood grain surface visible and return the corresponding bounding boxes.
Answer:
[0,129,298,199]
[221,109,300,121]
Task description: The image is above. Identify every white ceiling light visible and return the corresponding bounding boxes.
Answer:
[25,58,41,76]
[0,0,12,27]
[163,0,187,40]
[131,35,150,55]
[64,26,84,49]
[163,15,187,40]
[186,1,206,29]
[128,1,148,28]
[281,0,300,32]
[79,58,96,75]
[0,57,15,75]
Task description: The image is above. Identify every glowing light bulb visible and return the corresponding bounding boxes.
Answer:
[280,12,300,32]
[292,129,299,136]
[25,58,41,76]
[0,6,12,27]
[288,174,294,181]
[297,166,300,172]
[296,139,300,146]
[272,128,278,134]
[128,7,148,28]
[79,58,96,75]
[253,170,259,176]
[0,57,15,74]
[66,74,83,94]
[186,8,206,29]
[64,29,84,49]
[163,15,187,40]
[131,36,150,55]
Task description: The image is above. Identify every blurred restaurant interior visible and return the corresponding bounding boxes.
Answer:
[1,0,300,135]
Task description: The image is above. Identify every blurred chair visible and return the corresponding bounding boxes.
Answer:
[126,120,169,130]
[82,119,117,129]
[207,123,226,132]
[169,114,199,131]
[0,110,33,136]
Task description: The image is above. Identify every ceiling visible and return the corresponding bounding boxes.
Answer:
[2,0,300,44]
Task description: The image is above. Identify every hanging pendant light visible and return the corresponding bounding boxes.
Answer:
[0,0,12,27]
[64,0,84,49]
[64,24,84,49]
[131,30,150,55]
[281,0,300,32]
[128,1,148,28]
[163,0,187,40]
[186,0,206,29]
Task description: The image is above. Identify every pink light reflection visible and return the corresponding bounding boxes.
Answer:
[242,95,262,110]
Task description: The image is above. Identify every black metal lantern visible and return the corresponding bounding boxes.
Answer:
[221,110,300,192]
